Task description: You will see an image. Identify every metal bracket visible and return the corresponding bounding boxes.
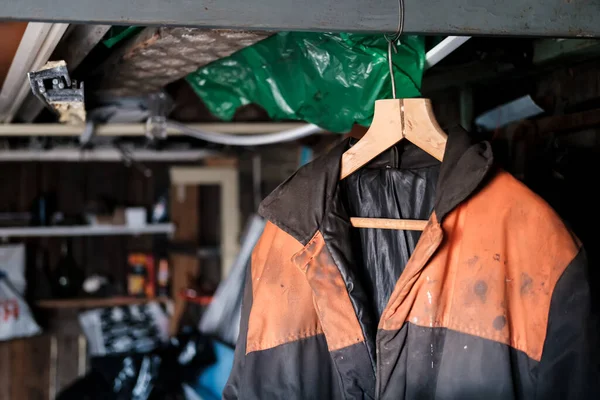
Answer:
[28,60,86,125]
[145,92,172,141]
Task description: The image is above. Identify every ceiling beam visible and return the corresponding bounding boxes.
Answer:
[0,0,599,37]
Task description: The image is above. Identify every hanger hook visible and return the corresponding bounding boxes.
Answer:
[387,41,397,99]
[385,0,405,100]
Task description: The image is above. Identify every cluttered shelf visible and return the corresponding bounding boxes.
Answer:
[36,296,170,309]
[0,223,174,238]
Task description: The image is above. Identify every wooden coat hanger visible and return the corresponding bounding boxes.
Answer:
[340,98,448,230]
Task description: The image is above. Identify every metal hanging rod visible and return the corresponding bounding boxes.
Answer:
[0,122,310,137]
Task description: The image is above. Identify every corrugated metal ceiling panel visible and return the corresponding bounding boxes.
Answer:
[97,27,270,96]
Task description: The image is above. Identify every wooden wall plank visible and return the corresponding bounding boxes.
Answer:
[9,340,26,399]
[0,341,11,399]
[170,185,199,242]
[8,336,51,400]
[199,185,221,288]
[53,310,83,394]
[0,161,193,397]
[24,336,52,400]
[0,164,21,210]
[0,22,28,88]
[170,254,200,335]
[169,185,200,335]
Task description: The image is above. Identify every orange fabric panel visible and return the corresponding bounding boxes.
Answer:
[246,222,323,353]
[381,171,581,362]
[380,212,444,327]
[293,232,365,351]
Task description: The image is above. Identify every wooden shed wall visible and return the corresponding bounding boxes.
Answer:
[0,162,172,399]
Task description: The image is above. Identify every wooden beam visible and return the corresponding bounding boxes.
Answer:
[171,166,240,278]
[424,39,600,95]
[1,0,599,37]
[0,22,28,88]
[36,296,169,309]
[534,108,600,135]
[169,185,200,336]
[507,107,600,137]
[0,122,309,137]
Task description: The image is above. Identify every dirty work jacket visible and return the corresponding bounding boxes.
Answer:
[224,128,598,399]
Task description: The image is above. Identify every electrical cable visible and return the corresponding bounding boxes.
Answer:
[166,120,322,146]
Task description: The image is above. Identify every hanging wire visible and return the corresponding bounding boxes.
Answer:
[385,0,405,99]
[387,42,397,99]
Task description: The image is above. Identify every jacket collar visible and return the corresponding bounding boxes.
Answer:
[259,126,494,246]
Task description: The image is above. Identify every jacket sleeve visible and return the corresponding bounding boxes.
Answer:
[222,264,253,399]
[536,248,600,399]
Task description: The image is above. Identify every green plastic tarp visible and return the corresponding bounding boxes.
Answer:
[103,26,144,48]
[186,33,425,133]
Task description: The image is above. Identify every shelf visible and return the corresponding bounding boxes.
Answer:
[36,296,170,309]
[0,223,174,238]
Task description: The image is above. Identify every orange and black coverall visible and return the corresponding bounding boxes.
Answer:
[225,128,599,399]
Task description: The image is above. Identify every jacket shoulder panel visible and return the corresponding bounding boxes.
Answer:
[383,171,581,362]
[293,231,366,352]
[453,171,581,361]
[246,221,323,353]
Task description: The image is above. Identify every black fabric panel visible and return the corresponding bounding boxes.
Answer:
[331,343,377,399]
[377,324,537,400]
[536,248,600,399]
[259,138,348,245]
[223,262,253,399]
[344,162,439,318]
[434,127,494,222]
[323,143,440,371]
[322,189,379,375]
[225,334,343,400]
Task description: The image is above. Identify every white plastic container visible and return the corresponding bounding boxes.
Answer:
[125,208,147,228]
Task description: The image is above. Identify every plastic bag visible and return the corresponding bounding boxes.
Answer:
[57,353,178,400]
[79,302,170,356]
[199,215,265,345]
[103,27,144,48]
[190,340,235,400]
[0,244,26,295]
[0,271,41,341]
[186,33,425,132]
[57,332,215,400]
